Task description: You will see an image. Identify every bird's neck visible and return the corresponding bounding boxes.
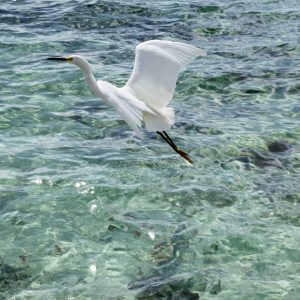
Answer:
[81,66,104,98]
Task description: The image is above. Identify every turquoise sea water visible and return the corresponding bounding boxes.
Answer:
[1,0,300,299]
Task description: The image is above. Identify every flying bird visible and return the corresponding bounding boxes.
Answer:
[47,40,205,164]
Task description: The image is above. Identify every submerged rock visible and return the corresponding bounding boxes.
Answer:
[267,140,292,153]
[137,289,200,300]
[0,260,29,290]
[210,279,221,295]
[222,140,295,170]
[129,274,199,300]
[152,240,174,265]
[246,149,283,168]
[129,223,203,299]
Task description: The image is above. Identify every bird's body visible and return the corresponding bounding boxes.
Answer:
[47,40,205,163]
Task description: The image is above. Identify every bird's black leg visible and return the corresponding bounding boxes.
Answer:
[157,131,193,164]
[157,131,173,149]
[161,131,177,149]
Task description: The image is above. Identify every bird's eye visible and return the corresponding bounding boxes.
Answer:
[66,57,73,62]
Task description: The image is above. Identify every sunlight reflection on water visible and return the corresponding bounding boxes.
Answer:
[0,0,299,299]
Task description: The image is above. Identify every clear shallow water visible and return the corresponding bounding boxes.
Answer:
[0,0,299,298]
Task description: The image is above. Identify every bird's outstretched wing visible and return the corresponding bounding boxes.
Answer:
[124,40,205,110]
[98,80,154,138]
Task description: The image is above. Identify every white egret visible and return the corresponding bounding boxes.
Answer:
[47,40,205,164]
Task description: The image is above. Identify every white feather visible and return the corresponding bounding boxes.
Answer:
[124,40,205,109]
[122,40,205,131]
[65,41,205,136]
[98,80,154,137]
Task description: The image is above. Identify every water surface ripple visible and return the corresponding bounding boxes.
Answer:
[0,0,299,299]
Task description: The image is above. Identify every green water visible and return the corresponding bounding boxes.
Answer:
[0,0,299,299]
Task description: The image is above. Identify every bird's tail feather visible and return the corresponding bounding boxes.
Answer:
[143,107,175,132]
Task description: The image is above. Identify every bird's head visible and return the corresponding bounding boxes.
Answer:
[47,55,91,71]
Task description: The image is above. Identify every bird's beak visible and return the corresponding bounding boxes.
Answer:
[47,57,73,63]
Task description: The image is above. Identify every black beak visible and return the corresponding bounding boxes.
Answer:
[47,57,68,61]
